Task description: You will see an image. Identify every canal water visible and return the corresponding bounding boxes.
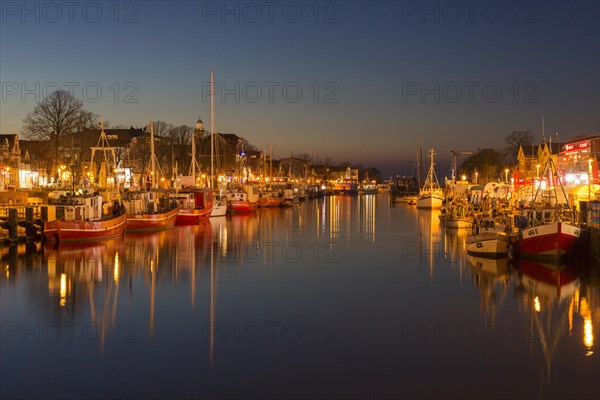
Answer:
[1,195,598,399]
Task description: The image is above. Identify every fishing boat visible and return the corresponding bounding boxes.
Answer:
[44,122,127,243]
[513,156,581,260]
[225,185,259,213]
[466,215,510,258]
[123,190,178,231]
[171,189,214,224]
[211,195,228,216]
[258,188,284,207]
[514,215,581,260]
[358,183,378,195]
[280,185,299,206]
[44,192,126,243]
[333,179,358,195]
[416,148,444,209]
[333,167,359,195]
[123,122,179,232]
[444,200,474,229]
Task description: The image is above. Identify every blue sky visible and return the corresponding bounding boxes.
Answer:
[1,1,599,176]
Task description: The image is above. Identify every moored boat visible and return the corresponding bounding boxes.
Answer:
[171,189,214,224]
[43,192,126,243]
[444,200,474,229]
[467,231,511,258]
[123,121,180,231]
[512,156,582,260]
[416,149,444,209]
[123,190,179,232]
[514,220,581,260]
[225,185,259,213]
[210,196,228,216]
[258,189,284,207]
[466,214,510,258]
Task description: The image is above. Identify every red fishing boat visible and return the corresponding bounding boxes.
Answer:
[123,190,179,231]
[514,219,581,260]
[225,185,259,213]
[170,189,214,224]
[258,189,284,207]
[43,193,126,243]
[513,153,583,260]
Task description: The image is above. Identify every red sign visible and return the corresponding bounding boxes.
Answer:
[564,141,590,152]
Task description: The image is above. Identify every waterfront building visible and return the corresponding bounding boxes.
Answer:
[558,134,599,186]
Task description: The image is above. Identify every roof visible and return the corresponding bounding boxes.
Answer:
[78,127,149,148]
[0,134,18,146]
[564,134,600,143]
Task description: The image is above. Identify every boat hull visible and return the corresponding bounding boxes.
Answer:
[176,207,212,224]
[210,203,228,217]
[466,232,510,258]
[445,219,472,229]
[125,207,178,232]
[258,197,284,207]
[416,194,443,209]
[43,213,127,243]
[230,200,258,213]
[515,222,581,260]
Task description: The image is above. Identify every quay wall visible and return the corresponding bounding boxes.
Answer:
[0,191,28,205]
[590,228,600,263]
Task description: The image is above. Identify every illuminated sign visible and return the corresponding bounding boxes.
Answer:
[563,141,590,152]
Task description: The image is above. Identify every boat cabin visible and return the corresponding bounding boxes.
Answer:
[170,189,212,210]
[47,193,104,222]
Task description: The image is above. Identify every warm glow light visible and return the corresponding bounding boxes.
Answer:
[534,296,541,312]
[584,318,594,356]
[580,298,594,356]
[60,273,67,307]
[113,252,120,284]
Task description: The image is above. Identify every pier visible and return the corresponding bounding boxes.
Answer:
[0,205,44,243]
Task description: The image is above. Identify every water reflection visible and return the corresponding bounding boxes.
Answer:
[416,209,442,277]
[1,196,598,399]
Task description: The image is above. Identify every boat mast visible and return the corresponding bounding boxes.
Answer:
[270,144,273,183]
[191,130,196,185]
[429,148,434,192]
[150,121,156,189]
[210,68,215,189]
[417,146,422,189]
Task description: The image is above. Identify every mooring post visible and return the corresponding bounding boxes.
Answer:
[8,208,18,240]
[25,207,37,239]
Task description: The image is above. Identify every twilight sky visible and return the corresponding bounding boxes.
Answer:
[1,1,599,177]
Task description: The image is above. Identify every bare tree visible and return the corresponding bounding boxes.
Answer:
[22,90,96,161]
[168,125,192,174]
[504,131,534,164]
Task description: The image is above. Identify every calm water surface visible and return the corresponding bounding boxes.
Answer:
[1,195,599,399]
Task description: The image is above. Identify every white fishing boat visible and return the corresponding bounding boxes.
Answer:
[444,200,474,229]
[416,148,444,209]
[466,215,510,258]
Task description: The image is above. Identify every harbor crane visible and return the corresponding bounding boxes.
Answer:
[450,150,474,183]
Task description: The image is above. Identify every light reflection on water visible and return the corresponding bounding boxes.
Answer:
[1,195,598,399]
